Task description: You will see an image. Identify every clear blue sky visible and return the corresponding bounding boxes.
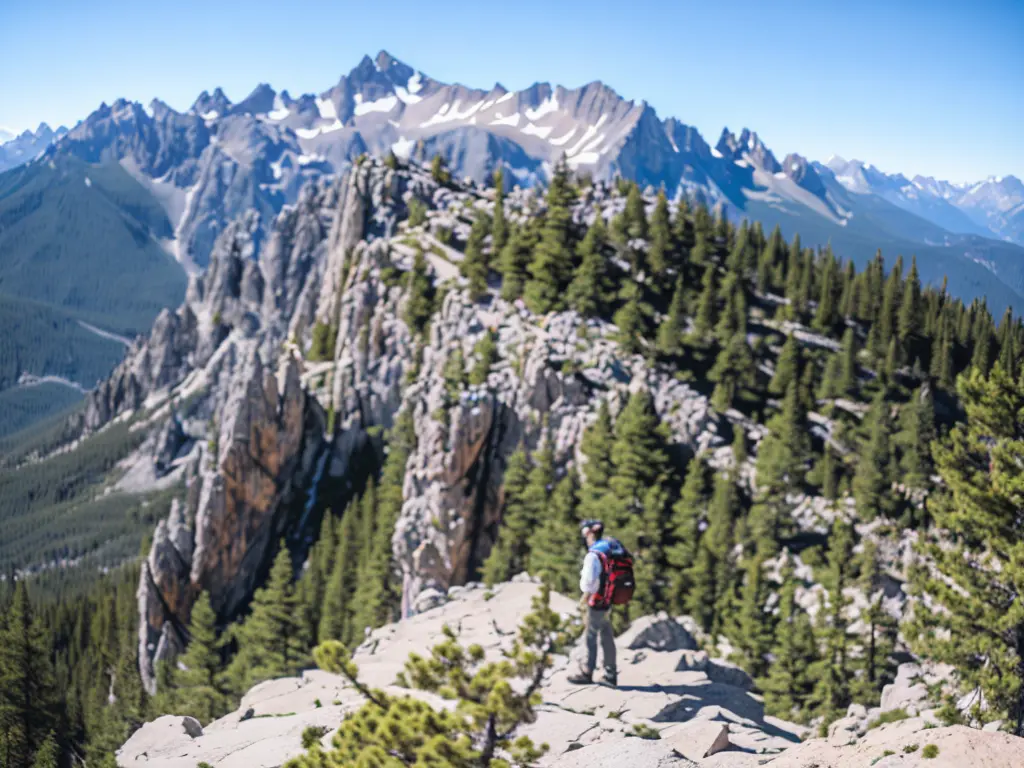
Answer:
[1,0,1021,183]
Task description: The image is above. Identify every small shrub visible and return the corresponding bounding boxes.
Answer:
[629,723,661,740]
[922,744,939,759]
[882,750,895,756]
[314,698,322,709]
[867,708,910,730]
[198,763,214,768]
[903,743,919,753]
[302,725,330,748]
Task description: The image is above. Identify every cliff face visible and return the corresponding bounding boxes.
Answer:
[80,157,724,691]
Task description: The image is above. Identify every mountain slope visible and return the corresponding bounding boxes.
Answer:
[0,154,187,332]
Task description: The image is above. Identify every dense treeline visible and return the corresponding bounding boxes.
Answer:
[6,158,1024,766]
[0,421,157,576]
[0,384,82,443]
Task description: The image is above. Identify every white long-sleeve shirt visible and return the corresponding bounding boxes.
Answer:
[579,551,602,594]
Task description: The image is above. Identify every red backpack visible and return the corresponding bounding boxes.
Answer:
[589,538,635,609]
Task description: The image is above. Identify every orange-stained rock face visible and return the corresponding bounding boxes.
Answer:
[139,351,313,693]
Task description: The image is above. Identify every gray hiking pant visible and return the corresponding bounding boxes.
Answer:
[585,606,616,678]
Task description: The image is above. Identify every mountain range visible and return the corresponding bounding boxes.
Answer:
[1,49,1024,436]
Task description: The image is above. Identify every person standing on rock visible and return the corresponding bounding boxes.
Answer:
[568,519,635,687]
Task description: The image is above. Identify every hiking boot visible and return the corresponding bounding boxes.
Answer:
[566,670,594,685]
[598,672,617,688]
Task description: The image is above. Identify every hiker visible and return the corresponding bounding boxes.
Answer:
[567,519,634,687]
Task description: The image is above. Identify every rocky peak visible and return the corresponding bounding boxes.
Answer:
[231,83,277,116]
[191,87,232,118]
[783,152,827,197]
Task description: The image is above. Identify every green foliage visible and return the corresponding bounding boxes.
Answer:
[407,197,428,228]
[867,708,910,729]
[170,592,230,724]
[0,582,58,768]
[470,330,498,386]
[225,545,308,695]
[309,321,338,361]
[404,250,436,336]
[759,557,817,721]
[524,159,574,314]
[907,363,1024,731]
[498,224,534,302]
[430,154,451,185]
[922,744,939,759]
[289,585,573,767]
[566,216,611,318]
[0,421,159,575]
[461,212,493,300]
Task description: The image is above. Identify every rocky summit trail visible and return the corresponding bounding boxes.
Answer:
[118,580,1024,768]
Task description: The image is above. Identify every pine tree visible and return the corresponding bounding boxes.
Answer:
[319,503,363,646]
[897,384,936,494]
[608,390,671,532]
[709,333,756,412]
[648,189,672,280]
[528,470,583,595]
[461,212,492,300]
[29,732,58,768]
[656,276,687,356]
[822,442,839,500]
[405,249,435,335]
[898,256,921,340]
[482,447,534,585]
[174,592,228,724]
[226,545,307,695]
[690,263,718,344]
[667,455,708,614]
[852,394,892,521]
[524,160,574,313]
[685,472,736,634]
[612,283,647,355]
[350,410,416,634]
[0,582,58,768]
[565,215,610,317]
[714,271,747,345]
[624,183,648,241]
[908,364,1024,732]
[469,329,498,386]
[850,540,897,706]
[729,546,775,679]
[808,519,854,722]
[430,154,450,185]
[813,251,838,331]
[878,256,903,348]
[492,169,508,253]
[838,327,858,396]
[751,382,809,541]
[578,401,614,521]
[759,556,817,720]
[770,334,800,396]
[673,197,695,256]
[498,224,533,301]
[608,390,673,611]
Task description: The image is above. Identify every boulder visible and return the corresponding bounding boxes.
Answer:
[664,719,731,761]
[617,614,698,652]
